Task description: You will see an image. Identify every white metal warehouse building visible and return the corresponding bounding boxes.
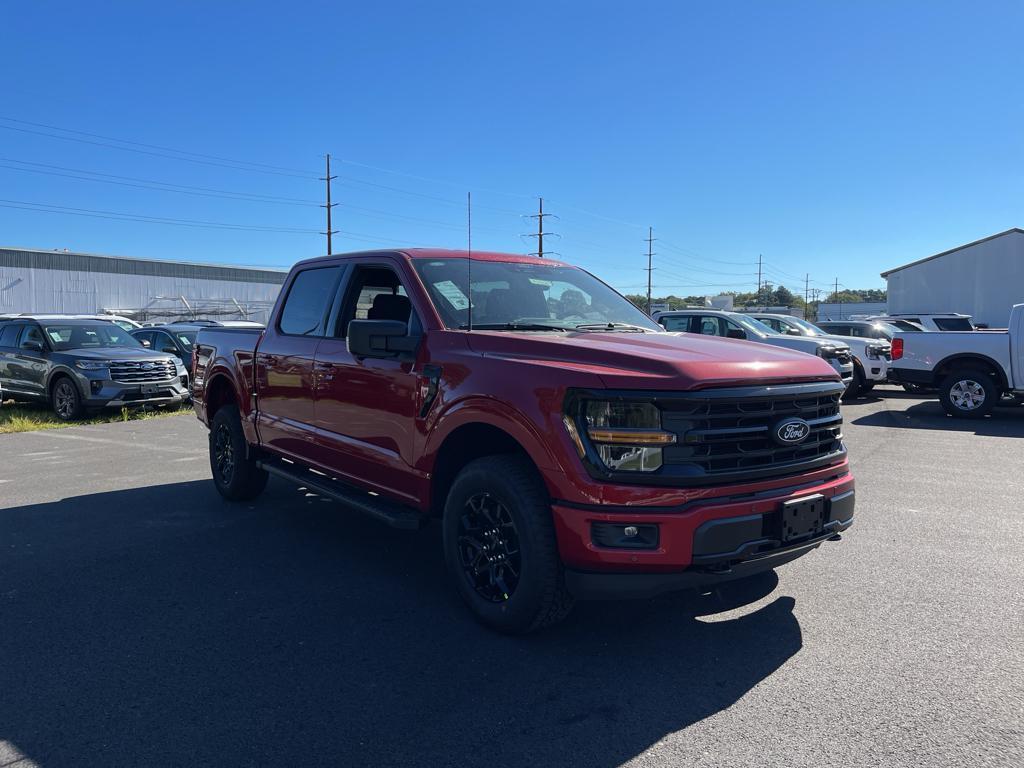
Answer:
[881,228,1024,327]
[0,246,287,324]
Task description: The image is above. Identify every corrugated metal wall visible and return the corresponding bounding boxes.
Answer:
[0,248,286,323]
[885,232,1024,327]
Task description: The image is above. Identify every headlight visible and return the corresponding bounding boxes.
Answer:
[816,345,838,359]
[866,344,886,359]
[75,360,109,370]
[568,400,675,472]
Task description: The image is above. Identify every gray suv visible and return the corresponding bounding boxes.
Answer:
[0,316,189,420]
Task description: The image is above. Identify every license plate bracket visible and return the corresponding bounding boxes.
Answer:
[141,384,160,395]
[780,494,825,543]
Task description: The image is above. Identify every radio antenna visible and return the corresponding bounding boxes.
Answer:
[466,191,473,332]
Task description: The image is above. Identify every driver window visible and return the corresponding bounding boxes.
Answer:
[336,266,413,338]
[20,325,45,347]
[699,317,720,336]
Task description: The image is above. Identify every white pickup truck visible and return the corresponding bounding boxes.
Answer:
[889,304,1024,417]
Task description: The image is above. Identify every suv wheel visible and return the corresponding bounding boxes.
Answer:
[51,376,84,421]
[845,365,864,399]
[443,455,574,634]
[209,404,268,500]
[939,369,998,418]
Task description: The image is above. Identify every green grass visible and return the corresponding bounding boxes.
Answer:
[0,399,193,434]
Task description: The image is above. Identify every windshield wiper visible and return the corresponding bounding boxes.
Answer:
[459,322,575,332]
[573,322,650,333]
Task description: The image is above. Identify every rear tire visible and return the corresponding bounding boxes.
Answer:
[51,376,84,421]
[443,455,574,634]
[209,404,268,501]
[938,369,998,418]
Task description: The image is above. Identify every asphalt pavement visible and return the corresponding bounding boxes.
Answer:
[1,390,1022,768]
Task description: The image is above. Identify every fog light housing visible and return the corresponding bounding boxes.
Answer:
[591,522,659,549]
[90,380,103,394]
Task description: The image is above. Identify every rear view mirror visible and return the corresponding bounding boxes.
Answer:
[726,329,747,340]
[348,319,420,360]
[20,340,44,352]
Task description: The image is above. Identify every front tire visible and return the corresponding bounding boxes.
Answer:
[209,404,268,501]
[939,369,998,418]
[51,376,84,421]
[443,455,573,634]
[845,365,864,399]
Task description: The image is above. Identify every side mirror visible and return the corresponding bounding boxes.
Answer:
[140,339,152,348]
[726,329,747,340]
[20,340,44,352]
[786,328,803,336]
[161,346,178,355]
[347,319,420,360]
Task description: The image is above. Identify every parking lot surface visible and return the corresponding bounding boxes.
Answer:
[1,390,1022,768]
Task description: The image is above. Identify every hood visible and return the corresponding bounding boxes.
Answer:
[465,330,840,390]
[59,346,178,363]
[821,333,889,348]
[764,334,848,353]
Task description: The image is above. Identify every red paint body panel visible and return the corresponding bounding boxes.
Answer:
[193,249,853,573]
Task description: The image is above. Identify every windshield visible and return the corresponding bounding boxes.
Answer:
[728,314,778,337]
[44,324,143,351]
[412,258,662,332]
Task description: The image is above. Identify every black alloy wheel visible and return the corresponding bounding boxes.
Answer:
[213,422,235,486]
[457,492,522,603]
[52,378,82,420]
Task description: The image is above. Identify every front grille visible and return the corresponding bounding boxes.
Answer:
[570,381,846,487]
[109,359,177,383]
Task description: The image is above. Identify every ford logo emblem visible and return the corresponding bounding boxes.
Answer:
[774,418,810,445]
[141,362,155,371]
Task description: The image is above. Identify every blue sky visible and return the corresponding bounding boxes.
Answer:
[2,1,1022,297]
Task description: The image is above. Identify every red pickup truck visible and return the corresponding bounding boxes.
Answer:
[192,249,854,633]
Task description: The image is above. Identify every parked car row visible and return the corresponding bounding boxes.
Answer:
[0,314,264,419]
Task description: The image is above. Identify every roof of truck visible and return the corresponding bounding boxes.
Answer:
[297,249,570,268]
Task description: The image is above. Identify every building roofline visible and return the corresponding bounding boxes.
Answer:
[880,228,1024,277]
[0,245,288,274]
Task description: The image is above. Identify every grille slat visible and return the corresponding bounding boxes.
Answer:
[108,360,177,384]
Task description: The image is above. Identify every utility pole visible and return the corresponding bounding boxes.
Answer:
[804,273,810,319]
[320,154,338,255]
[645,227,656,314]
[757,254,763,300]
[835,277,841,319]
[526,197,557,257]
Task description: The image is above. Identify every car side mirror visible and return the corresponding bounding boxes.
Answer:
[161,346,178,355]
[726,329,747,340]
[20,340,44,352]
[347,319,420,360]
[140,339,151,348]
[786,328,803,336]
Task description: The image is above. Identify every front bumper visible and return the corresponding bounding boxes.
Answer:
[831,358,854,383]
[553,477,854,600]
[75,371,190,409]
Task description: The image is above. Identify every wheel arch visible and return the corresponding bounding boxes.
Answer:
[934,354,1008,390]
[202,369,239,422]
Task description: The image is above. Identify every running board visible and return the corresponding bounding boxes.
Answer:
[257,458,427,530]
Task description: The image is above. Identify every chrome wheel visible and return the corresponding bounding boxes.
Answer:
[457,492,522,603]
[949,379,986,411]
[54,380,78,419]
[213,423,235,484]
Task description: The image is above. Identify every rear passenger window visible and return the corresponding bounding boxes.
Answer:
[0,324,21,347]
[278,267,341,336]
[660,316,689,332]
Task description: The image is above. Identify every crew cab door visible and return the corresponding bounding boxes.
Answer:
[0,323,24,394]
[255,263,344,464]
[310,260,426,504]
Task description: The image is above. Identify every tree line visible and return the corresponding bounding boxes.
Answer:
[624,286,887,313]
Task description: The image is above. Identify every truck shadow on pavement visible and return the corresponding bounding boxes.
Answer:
[0,479,802,768]
[848,399,1024,437]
